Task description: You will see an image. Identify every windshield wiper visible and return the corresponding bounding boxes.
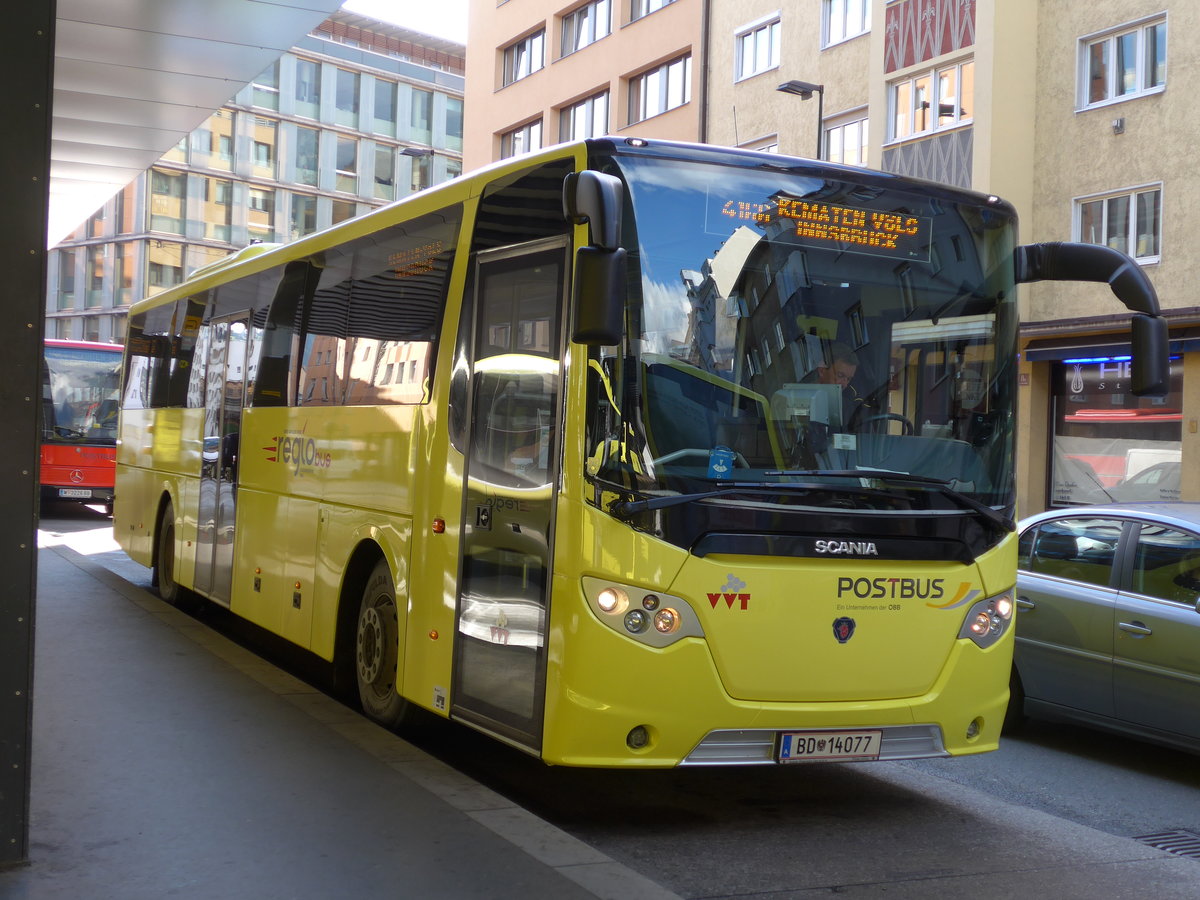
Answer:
[768,468,1015,532]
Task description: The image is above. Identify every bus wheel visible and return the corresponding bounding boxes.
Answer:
[155,502,180,605]
[356,559,411,728]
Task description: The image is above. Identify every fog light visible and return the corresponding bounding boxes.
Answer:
[627,725,650,749]
[624,609,649,633]
[966,717,982,740]
[597,587,628,614]
[653,607,680,634]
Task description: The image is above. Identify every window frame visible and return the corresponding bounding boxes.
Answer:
[500,119,544,159]
[502,29,546,87]
[734,15,782,82]
[630,0,675,24]
[559,91,609,141]
[822,0,870,49]
[824,112,869,167]
[886,58,973,144]
[1074,183,1163,265]
[561,0,611,58]
[1077,15,1167,111]
[628,54,692,125]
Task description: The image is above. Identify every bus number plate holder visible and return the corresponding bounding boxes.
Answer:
[778,729,882,763]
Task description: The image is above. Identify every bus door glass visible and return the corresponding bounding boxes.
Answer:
[195,314,247,604]
[454,241,566,749]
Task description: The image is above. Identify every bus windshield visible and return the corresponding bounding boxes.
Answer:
[43,343,122,444]
[586,152,1018,543]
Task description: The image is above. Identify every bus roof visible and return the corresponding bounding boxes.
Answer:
[126,137,1016,317]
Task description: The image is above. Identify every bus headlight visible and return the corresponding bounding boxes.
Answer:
[582,576,704,647]
[957,591,1015,649]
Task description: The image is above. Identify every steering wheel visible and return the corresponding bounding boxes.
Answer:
[855,414,915,436]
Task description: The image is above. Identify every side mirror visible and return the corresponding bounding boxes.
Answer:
[564,171,622,251]
[572,246,627,345]
[565,171,627,346]
[1015,241,1169,396]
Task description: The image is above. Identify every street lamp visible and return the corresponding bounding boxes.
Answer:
[776,80,825,160]
[400,147,434,158]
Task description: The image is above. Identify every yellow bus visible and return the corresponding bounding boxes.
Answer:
[115,138,1167,766]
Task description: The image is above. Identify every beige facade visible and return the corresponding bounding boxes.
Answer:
[464,0,705,169]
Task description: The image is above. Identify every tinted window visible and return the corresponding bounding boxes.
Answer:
[1027,517,1123,588]
[1131,523,1200,605]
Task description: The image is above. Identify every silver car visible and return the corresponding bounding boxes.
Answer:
[1009,502,1200,754]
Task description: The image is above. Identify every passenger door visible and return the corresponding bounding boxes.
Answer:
[194,314,247,606]
[1113,521,1200,741]
[1014,516,1124,717]
[452,240,566,751]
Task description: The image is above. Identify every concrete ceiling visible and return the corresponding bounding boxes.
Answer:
[49,0,346,246]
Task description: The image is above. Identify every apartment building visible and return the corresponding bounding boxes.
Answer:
[46,11,465,347]
[464,0,705,167]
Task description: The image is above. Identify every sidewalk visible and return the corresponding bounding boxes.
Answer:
[0,542,680,900]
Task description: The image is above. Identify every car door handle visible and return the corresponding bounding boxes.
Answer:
[1016,597,1035,611]
[1118,621,1153,636]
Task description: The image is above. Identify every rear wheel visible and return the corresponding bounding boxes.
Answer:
[356,559,413,728]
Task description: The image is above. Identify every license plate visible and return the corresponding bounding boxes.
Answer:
[778,729,882,763]
[58,489,91,499]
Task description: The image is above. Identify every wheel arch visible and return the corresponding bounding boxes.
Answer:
[332,538,392,699]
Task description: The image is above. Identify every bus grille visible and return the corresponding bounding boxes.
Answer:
[680,724,948,766]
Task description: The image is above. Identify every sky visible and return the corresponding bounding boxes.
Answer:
[340,0,468,43]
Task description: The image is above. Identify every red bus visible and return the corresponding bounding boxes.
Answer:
[41,339,122,513]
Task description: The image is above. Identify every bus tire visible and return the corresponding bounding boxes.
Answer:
[155,501,181,606]
[356,559,412,728]
[155,501,202,614]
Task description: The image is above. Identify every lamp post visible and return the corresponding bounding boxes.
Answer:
[776,80,825,160]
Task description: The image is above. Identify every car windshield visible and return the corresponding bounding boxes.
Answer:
[585,151,1019,519]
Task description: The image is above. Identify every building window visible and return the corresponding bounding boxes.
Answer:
[149,168,185,233]
[295,59,321,118]
[560,92,608,141]
[374,146,395,201]
[629,55,691,124]
[331,199,355,225]
[335,69,360,128]
[562,0,610,57]
[500,120,543,158]
[825,114,868,166]
[1076,185,1162,263]
[146,242,183,296]
[410,153,431,192]
[631,0,674,22]
[57,250,76,310]
[251,60,279,110]
[290,194,318,240]
[335,137,358,193]
[198,176,233,242]
[251,117,277,180]
[411,88,433,144]
[823,0,869,47]
[247,188,275,241]
[374,79,397,137]
[446,97,464,152]
[503,30,545,86]
[86,245,105,307]
[114,242,136,306]
[735,18,781,81]
[191,110,233,170]
[1079,17,1166,109]
[295,126,319,187]
[888,59,973,142]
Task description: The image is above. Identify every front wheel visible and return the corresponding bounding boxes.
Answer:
[356,559,413,728]
[154,502,180,605]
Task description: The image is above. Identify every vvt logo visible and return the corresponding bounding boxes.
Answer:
[707,574,750,610]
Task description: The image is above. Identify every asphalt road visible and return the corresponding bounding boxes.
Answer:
[37,502,1200,899]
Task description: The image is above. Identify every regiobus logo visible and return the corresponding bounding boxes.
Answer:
[264,427,332,476]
